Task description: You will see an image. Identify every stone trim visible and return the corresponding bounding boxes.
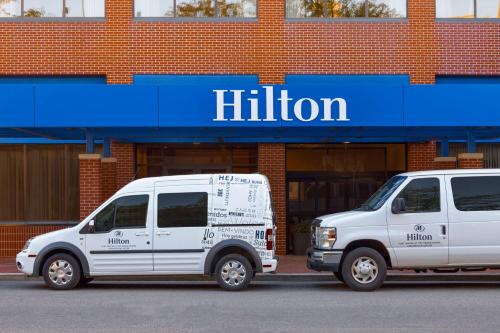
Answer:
[458,153,484,159]
[78,153,101,160]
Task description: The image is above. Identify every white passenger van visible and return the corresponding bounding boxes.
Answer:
[307,169,500,291]
[17,174,278,291]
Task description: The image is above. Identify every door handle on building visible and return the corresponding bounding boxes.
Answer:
[157,231,171,236]
[135,232,150,237]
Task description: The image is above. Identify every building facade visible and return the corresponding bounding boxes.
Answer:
[0,0,499,257]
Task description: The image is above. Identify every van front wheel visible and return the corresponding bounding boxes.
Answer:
[341,247,386,292]
[42,253,81,290]
[215,254,253,291]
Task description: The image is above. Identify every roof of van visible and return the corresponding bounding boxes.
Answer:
[400,169,500,177]
[116,173,266,194]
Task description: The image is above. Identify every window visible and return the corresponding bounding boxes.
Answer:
[436,0,500,18]
[286,0,406,18]
[395,178,440,213]
[134,0,256,18]
[95,202,115,233]
[94,195,149,233]
[0,0,104,18]
[158,192,208,228]
[114,195,149,229]
[451,176,500,211]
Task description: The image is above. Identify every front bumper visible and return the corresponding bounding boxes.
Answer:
[306,247,343,272]
[16,251,36,276]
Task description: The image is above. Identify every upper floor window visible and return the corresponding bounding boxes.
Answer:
[286,0,407,18]
[0,0,105,18]
[436,0,500,18]
[134,0,256,18]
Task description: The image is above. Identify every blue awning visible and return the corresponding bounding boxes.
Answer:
[0,81,499,143]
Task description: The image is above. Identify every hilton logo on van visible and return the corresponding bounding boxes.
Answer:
[213,86,350,123]
[414,224,426,233]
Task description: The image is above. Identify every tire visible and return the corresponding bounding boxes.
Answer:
[42,253,81,290]
[333,271,344,283]
[341,247,387,292]
[215,254,253,291]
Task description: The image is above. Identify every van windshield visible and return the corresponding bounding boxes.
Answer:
[355,176,407,212]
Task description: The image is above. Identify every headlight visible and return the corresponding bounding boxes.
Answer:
[316,227,336,249]
[22,238,32,251]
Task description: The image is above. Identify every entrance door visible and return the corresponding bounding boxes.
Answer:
[85,194,153,273]
[153,185,210,273]
[387,176,449,267]
[287,176,385,255]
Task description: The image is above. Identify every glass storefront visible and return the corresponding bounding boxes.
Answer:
[286,144,406,255]
[136,144,258,177]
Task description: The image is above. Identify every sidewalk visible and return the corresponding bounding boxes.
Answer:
[0,256,314,274]
[2,256,500,282]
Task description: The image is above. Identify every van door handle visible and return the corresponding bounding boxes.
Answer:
[441,225,447,236]
[157,231,171,236]
[135,232,150,237]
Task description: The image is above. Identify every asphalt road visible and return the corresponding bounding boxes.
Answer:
[1,280,500,333]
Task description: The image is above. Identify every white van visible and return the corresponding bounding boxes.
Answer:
[307,169,500,291]
[17,174,278,291]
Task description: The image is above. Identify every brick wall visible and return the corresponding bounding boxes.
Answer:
[458,153,485,169]
[101,158,117,201]
[258,144,286,256]
[111,142,136,189]
[79,154,103,220]
[407,142,437,171]
[0,0,497,84]
[0,224,69,258]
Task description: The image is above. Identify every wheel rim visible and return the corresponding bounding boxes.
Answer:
[351,256,378,284]
[48,260,74,286]
[221,260,247,286]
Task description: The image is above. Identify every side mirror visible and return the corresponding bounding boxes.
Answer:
[88,220,95,233]
[392,198,406,214]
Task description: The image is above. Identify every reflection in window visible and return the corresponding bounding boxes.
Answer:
[65,0,105,17]
[217,0,256,17]
[437,0,499,18]
[134,0,255,17]
[286,0,406,18]
[436,0,473,18]
[396,178,440,213]
[176,0,214,17]
[0,0,21,17]
[477,0,500,18]
[24,0,63,17]
[135,0,174,17]
[0,0,104,17]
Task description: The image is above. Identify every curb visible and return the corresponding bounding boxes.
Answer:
[1,273,499,282]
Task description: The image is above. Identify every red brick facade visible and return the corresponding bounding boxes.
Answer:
[258,144,287,255]
[458,153,485,169]
[111,143,136,189]
[0,1,497,84]
[101,158,118,202]
[79,154,103,220]
[0,225,68,258]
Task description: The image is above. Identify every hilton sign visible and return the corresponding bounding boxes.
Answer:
[213,85,350,123]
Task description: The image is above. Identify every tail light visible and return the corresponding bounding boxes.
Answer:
[266,228,273,251]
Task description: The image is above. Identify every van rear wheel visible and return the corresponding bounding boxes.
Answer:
[42,253,81,290]
[341,247,386,292]
[215,254,253,291]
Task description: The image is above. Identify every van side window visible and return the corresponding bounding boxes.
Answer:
[395,178,440,213]
[95,202,115,233]
[114,195,149,228]
[94,195,149,232]
[451,176,500,211]
[157,192,208,228]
